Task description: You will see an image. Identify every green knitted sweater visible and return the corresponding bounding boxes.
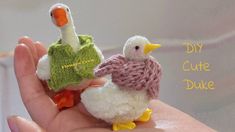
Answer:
[48,35,101,92]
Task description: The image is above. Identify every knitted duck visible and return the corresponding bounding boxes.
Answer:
[81,36,162,131]
[36,3,103,109]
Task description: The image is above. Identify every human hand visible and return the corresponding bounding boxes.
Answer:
[8,36,215,132]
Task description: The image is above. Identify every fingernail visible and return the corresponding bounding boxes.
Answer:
[7,116,19,132]
[35,41,41,45]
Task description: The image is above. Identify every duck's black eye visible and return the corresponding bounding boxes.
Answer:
[50,12,53,17]
[66,8,69,12]
[135,46,140,50]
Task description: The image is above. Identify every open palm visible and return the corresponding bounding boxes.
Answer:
[11,36,215,132]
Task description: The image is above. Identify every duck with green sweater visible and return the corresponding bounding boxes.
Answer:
[36,3,103,109]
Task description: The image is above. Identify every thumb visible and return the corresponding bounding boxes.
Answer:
[7,116,44,132]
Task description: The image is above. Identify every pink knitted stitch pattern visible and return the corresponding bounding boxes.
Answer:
[95,54,162,99]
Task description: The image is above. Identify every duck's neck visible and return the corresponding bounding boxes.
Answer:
[61,24,80,52]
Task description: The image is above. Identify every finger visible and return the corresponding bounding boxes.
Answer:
[77,128,112,132]
[34,41,48,68]
[48,106,109,132]
[18,36,38,63]
[34,41,54,96]
[64,78,106,105]
[34,41,47,59]
[7,116,45,132]
[66,78,107,91]
[89,78,106,86]
[14,44,59,128]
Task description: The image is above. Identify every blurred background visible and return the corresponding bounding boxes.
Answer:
[0,0,235,131]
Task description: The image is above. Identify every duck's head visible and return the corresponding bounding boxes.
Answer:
[49,3,73,28]
[123,36,161,61]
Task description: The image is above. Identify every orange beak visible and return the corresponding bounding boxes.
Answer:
[52,7,68,27]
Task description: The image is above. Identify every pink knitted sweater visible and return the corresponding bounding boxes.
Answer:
[95,54,162,99]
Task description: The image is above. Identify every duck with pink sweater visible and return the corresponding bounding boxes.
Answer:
[81,36,162,131]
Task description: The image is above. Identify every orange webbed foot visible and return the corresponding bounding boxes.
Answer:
[53,90,75,110]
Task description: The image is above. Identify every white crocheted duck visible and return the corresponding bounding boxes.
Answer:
[81,36,162,131]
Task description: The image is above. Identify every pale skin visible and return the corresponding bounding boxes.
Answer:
[8,36,216,132]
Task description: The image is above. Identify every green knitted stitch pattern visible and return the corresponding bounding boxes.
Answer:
[48,35,101,92]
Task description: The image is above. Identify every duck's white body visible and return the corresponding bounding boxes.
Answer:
[36,54,50,80]
[81,79,150,123]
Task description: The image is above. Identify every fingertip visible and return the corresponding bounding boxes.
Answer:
[90,78,107,86]
[34,41,43,45]
[14,44,30,60]
[18,36,33,44]
[100,77,107,82]
[35,41,47,58]
[15,43,26,49]
[14,43,35,78]
[17,36,38,63]
[35,41,42,45]
[7,115,20,132]
[7,115,44,132]
[7,115,18,123]
[7,115,19,125]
